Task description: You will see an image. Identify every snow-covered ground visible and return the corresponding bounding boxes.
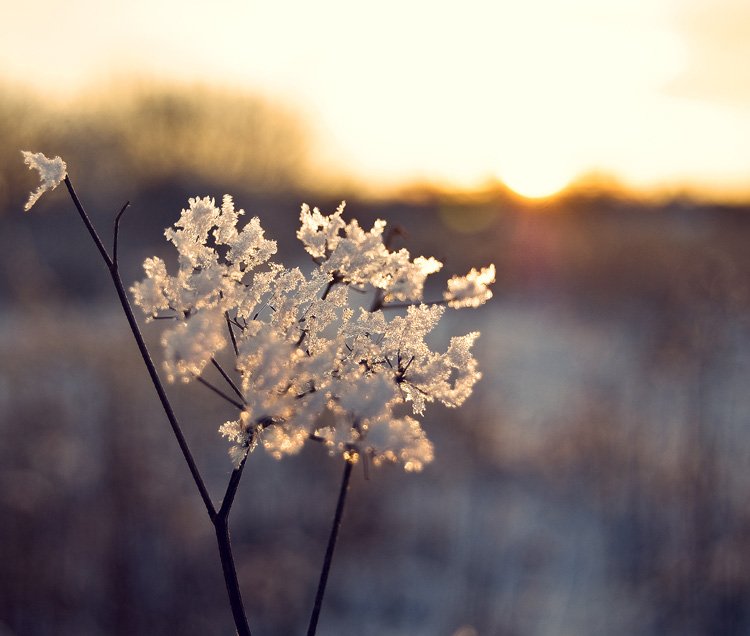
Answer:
[2,296,749,635]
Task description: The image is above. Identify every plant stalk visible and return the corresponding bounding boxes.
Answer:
[214,459,251,636]
[63,177,252,636]
[307,459,354,636]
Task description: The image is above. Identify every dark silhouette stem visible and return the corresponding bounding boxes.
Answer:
[106,273,213,515]
[113,201,131,267]
[307,459,354,636]
[63,177,253,636]
[214,516,251,636]
[64,176,114,268]
[65,176,216,518]
[320,279,336,300]
[197,376,246,411]
[211,358,246,404]
[219,457,248,518]
[225,311,240,356]
[214,457,251,636]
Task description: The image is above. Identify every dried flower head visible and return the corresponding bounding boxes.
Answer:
[132,198,494,471]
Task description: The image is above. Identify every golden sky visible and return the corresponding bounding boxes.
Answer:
[4,0,749,198]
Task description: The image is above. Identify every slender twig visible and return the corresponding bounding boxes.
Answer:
[211,358,246,404]
[307,459,354,636]
[319,271,345,301]
[219,455,249,518]
[64,177,113,268]
[225,311,240,357]
[214,517,251,636]
[320,279,336,301]
[112,201,131,269]
[295,329,308,348]
[400,355,415,375]
[196,376,246,411]
[213,456,251,636]
[64,177,216,517]
[63,177,253,636]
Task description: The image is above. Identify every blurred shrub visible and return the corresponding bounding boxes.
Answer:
[0,79,309,215]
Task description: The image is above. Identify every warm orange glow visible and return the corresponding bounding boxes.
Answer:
[501,168,572,200]
[2,0,750,200]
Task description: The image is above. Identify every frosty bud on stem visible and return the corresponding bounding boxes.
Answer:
[444,264,496,308]
[21,151,67,212]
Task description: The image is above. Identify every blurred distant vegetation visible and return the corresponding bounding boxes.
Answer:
[3,78,750,312]
[0,80,316,305]
[4,80,750,635]
[0,80,309,206]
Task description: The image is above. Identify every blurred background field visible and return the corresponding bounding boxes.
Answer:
[2,82,750,636]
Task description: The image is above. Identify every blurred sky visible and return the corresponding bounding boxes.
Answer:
[3,0,750,198]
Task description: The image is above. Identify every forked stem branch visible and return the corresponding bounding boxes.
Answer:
[62,177,252,636]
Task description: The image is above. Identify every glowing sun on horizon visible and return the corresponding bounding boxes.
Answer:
[500,166,572,200]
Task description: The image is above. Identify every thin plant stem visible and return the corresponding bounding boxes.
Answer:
[225,311,240,357]
[112,201,131,267]
[64,176,114,269]
[214,517,250,636]
[196,376,246,411]
[64,176,216,518]
[214,456,251,636]
[211,358,246,404]
[307,459,354,636]
[219,456,248,517]
[320,279,336,300]
[63,177,252,636]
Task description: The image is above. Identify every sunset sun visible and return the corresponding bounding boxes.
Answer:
[501,167,572,200]
[498,152,574,200]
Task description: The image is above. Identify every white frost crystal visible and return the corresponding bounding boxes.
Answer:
[22,151,67,212]
[161,308,228,383]
[298,203,443,302]
[444,264,496,308]
[133,200,494,471]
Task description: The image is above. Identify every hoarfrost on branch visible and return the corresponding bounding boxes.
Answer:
[21,151,67,212]
[131,197,494,471]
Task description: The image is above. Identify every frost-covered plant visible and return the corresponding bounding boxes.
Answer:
[22,151,67,212]
[23,151,494,636]
[131,196,493,471]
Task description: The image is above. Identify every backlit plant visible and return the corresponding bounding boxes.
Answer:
[23,150,494,635]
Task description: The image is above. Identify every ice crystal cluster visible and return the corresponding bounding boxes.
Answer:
[131,196,495,471]
[22,151,67,212]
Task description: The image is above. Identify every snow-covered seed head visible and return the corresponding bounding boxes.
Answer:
[132,198,493,472]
